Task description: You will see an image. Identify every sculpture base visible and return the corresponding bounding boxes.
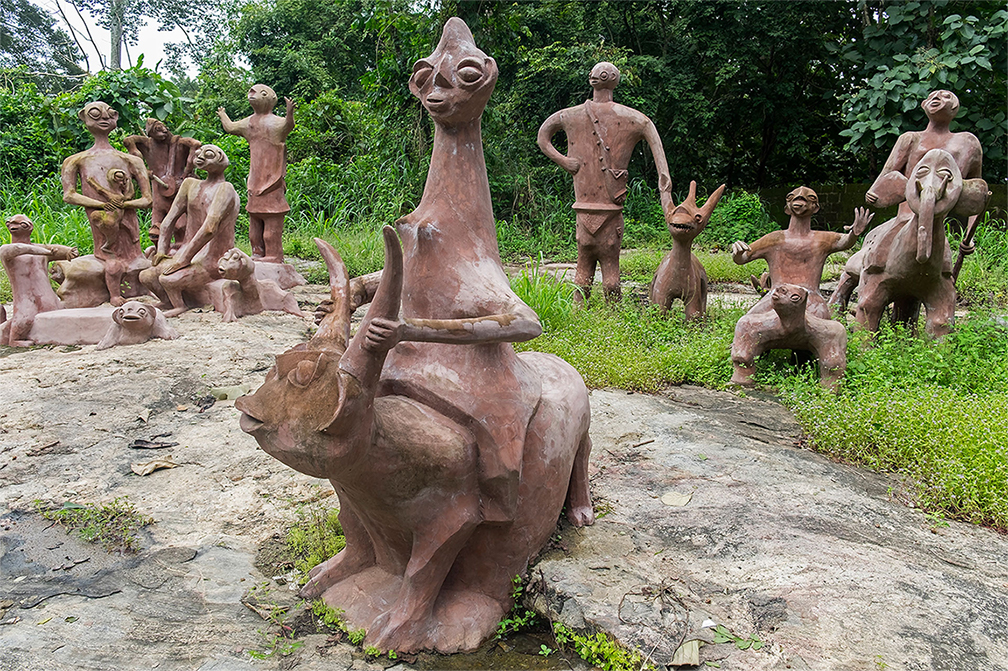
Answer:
[28,307,116,345]
[254,262,305,290]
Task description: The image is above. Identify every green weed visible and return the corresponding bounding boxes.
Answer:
[510,255,578,332]
[286,502,346,584]
[36,497,152,554]
[496,574,539,638]
[552,621,651,671]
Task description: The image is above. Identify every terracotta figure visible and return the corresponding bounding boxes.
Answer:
[0,214,77,346]
[729,187,873,386]
[649,180,725,319]
[214,248,302,321]
[61,101,152,306]
[831,89,989,318]
[218,84,293,264]
[124,118,201,250]
[139,145,238,316]
[237,18,593,655]
[50,256,111,308]
[96,301,177,349]
[538,62,672,301]
[853,149,976,337]
[732,284,848,389]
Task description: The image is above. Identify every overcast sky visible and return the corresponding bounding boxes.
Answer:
[29,0,194,75]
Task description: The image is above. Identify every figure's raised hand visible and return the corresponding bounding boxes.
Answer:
[217,107,227,120]
[846,207,875,236]
[285,97,295,112]
[731,240,751,263]
[364,317,404,352]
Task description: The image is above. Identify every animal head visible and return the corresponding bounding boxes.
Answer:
[247,84,278,113]
[770,284,808,317]
[79,101,118,135]
[409,17,498,126]
[107,168,129,189]
[218,248,254,280]
[114,301,156,331]
[5,214,32,241]
[666,181,726,242]
[589,62,620,91]
[905,148,962,264]
[236,227,404,479]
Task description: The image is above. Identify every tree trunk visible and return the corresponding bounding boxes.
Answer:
[109,0,123,69]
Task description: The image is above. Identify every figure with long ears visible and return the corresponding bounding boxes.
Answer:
[238,18,593,654]
[854,149,975,337]
[138,145,238,316]
[0,215,77,346]
[237,231,592,654]
[124,118,202,250]
[218,84,293,264]
[61,101,152,306]
[730,187,873,386]
[649,180,725,319]
[830,89,989,316]
[538,62,673,302]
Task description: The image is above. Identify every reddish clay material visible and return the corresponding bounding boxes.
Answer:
[538,62,672,301]
[831,89,989,319]
[61,101,153,307]
[218,84,293,264]
[125,119,201,250]
[212,248,302,322]
[252,261,306,290]
[0,215,77,346]
[25,306,115,345]
[96,301,176,349]
[732,284,848,389]
[237,18,593,655]
[139,145,239,317]
[649,180,725,319]
[50,256,110,308]
[854,149,972,337]
[730,187,873,388]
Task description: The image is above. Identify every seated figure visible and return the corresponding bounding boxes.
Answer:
[213,248,303,322]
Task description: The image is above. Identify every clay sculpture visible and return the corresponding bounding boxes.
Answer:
[214,248,302,322]
[237,18,593,655]
[730,187,872,387]
[139,144,238,316]
[60,101,152,306]
[96,301,177,349]
[50,256,111,309]
[831,89,988,319]
[538,62,672,301]
[0,214,77,346]
[649,180,725,319]
[125,119,202,250]
[853,149,973,337]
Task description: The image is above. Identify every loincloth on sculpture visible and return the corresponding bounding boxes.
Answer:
[378,341,542,523]
[247,178,290,215]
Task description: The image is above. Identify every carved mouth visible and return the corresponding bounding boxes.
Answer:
[671,223,693,231]
[425,96,449,112]
[122,314,142,321]
[238,411,264,433]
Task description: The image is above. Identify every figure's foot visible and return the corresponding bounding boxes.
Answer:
[163,306,188,317]
[299,549,375,600]
[260,255,284,264]
[729,364,755,387]
[109,296,126,307]
[369,606,430,654]
[566,504,594,527]
[221,311,238,323]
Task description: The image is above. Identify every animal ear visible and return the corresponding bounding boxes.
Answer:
[700,184,726,221]
[113,308,124,324]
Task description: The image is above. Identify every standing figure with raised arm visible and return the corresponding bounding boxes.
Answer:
[538,62,672,301]
[218,85,293,264]
[61,101,152,306]
[124,118,202,250]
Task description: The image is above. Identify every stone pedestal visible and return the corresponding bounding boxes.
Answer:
[253,261,305,290]
[27,307,116,345]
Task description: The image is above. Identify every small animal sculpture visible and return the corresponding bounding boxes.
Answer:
[853,148,975,337]
[216,248,302,322]
[50,256,111,308]
[96,300,177,349]
[236,231,593,654]
[649,180,725,319]
[731,283,847,389]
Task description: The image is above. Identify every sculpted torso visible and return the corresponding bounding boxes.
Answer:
[179,177,238,269]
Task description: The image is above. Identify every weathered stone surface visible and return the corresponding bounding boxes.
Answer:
[531,388,1008,670]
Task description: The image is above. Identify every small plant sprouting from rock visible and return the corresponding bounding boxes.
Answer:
[286,502,346,584]
[36,497,152,554]
[712,624,763,651]
[496,574,538,638]
[552,621,652,671]
[308,599,366,645]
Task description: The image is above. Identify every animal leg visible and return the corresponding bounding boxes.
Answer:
[369,507,479,652]
[830,270,858,314]
[300,501,376,599]
[683,261,708,321]
[565,431,594,527]
[730,314,763,386]
[923,282,955,339]
[853,274,887,333]
[220,280,241,322]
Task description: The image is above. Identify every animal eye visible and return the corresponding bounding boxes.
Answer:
[457,59,483,84]
[411,61,433,88]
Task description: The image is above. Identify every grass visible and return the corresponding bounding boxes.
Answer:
[286,501,346,584]
[36,497,152,553]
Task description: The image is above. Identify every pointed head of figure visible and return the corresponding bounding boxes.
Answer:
[409,17,498,126]
[79,101,118,136]
[192,144,230,174]
[5,214,33,242]
[145,118,171,142]
[218,247,255,281]
[921,89,960,124]
[784,186,820,218]
[248,84,278,113]
[589,62,620,91]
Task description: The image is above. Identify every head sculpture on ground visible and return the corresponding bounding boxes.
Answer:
[237,17,594,655]
[96,300,177,349]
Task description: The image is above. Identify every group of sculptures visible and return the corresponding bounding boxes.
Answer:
[0,15,991,656]
[1,84,305,347]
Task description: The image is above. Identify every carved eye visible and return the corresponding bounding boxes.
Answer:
[937,168,953,180]
[87,107,103,119]
[915,165,931,178]
[457,58,484,84]
[411,61,433,89]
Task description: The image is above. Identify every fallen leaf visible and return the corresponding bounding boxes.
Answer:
[209,383,252,401]
[175,405,188,412]
[669,640,699,666]
[65,616,78,623]
[37,617,52,625]
[661,490,693,507]
[137,408,151,423]
[131,457,180,476]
